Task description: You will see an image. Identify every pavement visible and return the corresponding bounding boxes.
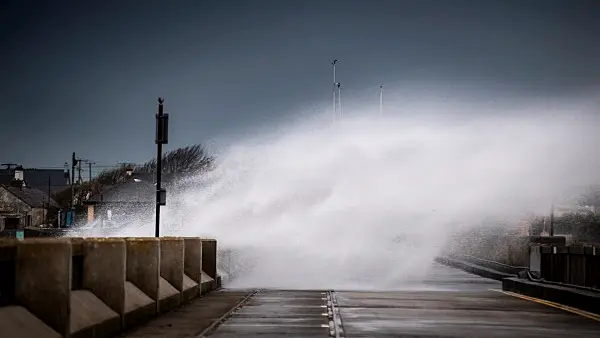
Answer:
[123,263,600,337]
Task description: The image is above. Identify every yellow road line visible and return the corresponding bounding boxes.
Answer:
[489,288,600,322]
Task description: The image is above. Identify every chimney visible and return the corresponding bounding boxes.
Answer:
[14,165,24,181]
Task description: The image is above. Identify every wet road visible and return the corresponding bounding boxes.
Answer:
[208,263,599,337]
[124,263,600,337]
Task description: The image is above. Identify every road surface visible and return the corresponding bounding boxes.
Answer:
[123,262,600,337]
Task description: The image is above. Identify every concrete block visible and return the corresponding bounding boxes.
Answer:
[201,270,215,295]
[82,238,126,317]
[71,238,85,291]
[123,281,154,330]
[568,246,585,255]
[15,238,71,336]
[529,245,541,273]
[569,253,586,286]
[126,238,160,314]
[554,246,568,254]
[159,237,184,313]
[0,240,17,307]
[0,306,61,338]
[183,237,202,302]
[70,290,120,338]
[158,277,180,314]
[160,238,184,292]
[201,239,217,292]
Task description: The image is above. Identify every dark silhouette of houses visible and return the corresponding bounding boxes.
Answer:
[0,169,60,230]
[0,166,70,196]
[82,172,179,225]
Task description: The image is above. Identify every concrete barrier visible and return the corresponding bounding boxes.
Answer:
[201,239,217,294]
[538,245,599,289]
[0,236,220,337]
[16,238,71,336]
[503,277,600,315]
[71,238,122,338]
[435,256,515,281]
[0,239,62,338]
[125,237,160,323]
[183,237,202,302]
[159,237,183,313]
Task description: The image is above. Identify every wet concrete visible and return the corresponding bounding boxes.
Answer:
[120,290,251,337]
[208,290,330,337]
[125,263,600,337]
[337,263,600,337]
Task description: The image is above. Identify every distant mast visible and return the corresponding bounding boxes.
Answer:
[332,60,338,123]
[337,82,342,118]
[379,85,384,115]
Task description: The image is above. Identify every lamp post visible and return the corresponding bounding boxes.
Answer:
[337,82,342,118]
[155,98,169,237]
[379,85,384,115]
[332,59,338,123]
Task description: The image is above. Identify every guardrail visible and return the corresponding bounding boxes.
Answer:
[0,237,220,338]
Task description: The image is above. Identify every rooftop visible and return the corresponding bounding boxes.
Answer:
[1,185,60,209]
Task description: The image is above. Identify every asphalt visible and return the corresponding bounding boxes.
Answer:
[125,263,600,337]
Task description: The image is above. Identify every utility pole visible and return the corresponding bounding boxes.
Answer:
[71,152,78,208]
[549,203,555,237]
[77,160,83,184]
[81,160,95,181]
[88,162,94,181]
[47,174,51,225]
[379,85,384,115]
[155,97,169,238]
[332,59,338,123]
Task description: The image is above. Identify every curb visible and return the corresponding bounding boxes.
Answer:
[502,278,600,315]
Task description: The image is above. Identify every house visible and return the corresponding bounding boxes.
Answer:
[0,179,60,230]
[23,167,71,196]
[0,166,70,196]
[83,172,158,225]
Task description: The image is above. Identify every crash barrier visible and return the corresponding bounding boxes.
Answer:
[0,237,220,338]
[529,244,600,289]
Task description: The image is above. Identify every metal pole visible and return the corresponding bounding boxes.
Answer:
[155,98,164,238]
[337,83,342,118]
[379,85,384,115]
[71,153,76,208]
[549,203,555,236]
[332,60,338,123]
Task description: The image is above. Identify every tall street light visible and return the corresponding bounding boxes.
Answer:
[155,97,169,237]
[337,82,342,118]
[332,59,338,123]
[379,85,384,115]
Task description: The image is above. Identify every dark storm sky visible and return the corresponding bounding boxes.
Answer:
[1,0,599,169]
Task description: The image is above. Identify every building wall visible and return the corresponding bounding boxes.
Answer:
[0,187,47,228]
[30,208,47,227]
[0,187,32,216]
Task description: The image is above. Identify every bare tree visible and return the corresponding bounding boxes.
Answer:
[138,144,215,174]
[54,144,215,207]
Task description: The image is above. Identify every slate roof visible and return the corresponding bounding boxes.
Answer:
[1,185,60,208]
[0,169,70,196]
[0,172,13,185]
[85,179,156,204]
[23,169,70,196]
